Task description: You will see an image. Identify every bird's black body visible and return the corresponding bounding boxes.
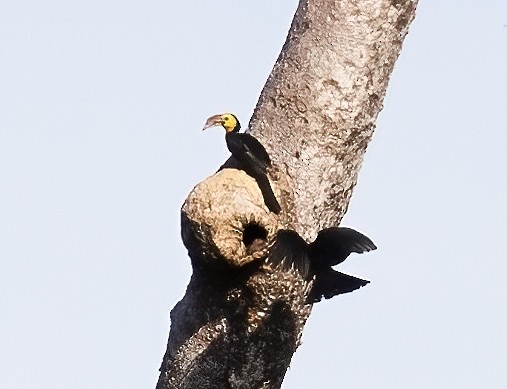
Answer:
[269,227,376,303]
[225,130,281,214]
[226,132,271,175]
[204,113,281,214]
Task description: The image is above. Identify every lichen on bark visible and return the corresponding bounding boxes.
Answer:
[250,0,418,240]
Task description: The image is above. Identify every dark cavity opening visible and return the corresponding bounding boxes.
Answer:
[242,222,268,248]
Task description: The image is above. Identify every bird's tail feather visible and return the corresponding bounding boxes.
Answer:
[254,173,281,214]
[309,269,369,303]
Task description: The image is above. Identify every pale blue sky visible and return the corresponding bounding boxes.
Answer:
[1,1,506,388]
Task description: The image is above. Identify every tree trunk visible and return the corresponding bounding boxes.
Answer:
[157,1,418,388]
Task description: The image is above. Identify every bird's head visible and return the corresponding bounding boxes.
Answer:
[203,113,240,133]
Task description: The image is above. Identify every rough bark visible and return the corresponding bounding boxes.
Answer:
[157,1,418,388]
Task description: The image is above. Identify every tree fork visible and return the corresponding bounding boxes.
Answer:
[157,1,418,388]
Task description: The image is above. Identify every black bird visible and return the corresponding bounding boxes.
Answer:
[203,113,281,214]
[269,227,376,303]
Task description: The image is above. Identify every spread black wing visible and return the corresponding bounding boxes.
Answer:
[310,227,376,269]
[269,228,373,302]
[268,229,311,278]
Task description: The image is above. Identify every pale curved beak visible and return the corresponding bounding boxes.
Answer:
[202,114,223,131]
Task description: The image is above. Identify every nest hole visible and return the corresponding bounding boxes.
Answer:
[242,222,268,249]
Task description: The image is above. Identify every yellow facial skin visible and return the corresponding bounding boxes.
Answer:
[220,114,238,133]
[203,113,240,133]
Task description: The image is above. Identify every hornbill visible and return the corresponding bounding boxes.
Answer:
[269,227,376,303]
[203,113,281,214]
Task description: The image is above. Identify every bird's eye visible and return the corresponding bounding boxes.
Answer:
[224,117,229,121]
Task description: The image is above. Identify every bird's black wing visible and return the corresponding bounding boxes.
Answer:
[310,227,376,268]
[268,229,310,278]
[226,132,281,213]
[226,133,271,176]
[309,269,369,303]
